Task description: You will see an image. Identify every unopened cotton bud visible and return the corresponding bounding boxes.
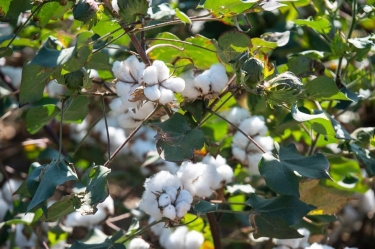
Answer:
[163,204,177,220]
[144,85,161,101]
[176,189,193,204]
[165,187,178,203]
[143,66,159,85]
[158,193,172,207]
[242,57,264,90]
[175,201,191,218]
[153,60,170,82]
[159,88,175,104]
[194,74,211,94]
[162,77,185,92]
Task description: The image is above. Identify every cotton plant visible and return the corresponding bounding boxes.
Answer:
[180,63,229,100]
[230,112,274,175]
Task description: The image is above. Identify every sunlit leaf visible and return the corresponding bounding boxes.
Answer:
[294,16,331,34]
[25,104,61,134]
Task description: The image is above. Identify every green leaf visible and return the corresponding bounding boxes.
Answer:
[30,32,93,72]
[351,127,375,149]
[19,63,62,105]
[0,0,31,23]
[251,38,278,54]
[305,76,352,101]
[148,32,218,70]
[247,194,315,239]
[259,143,331,196]
[150,113,205,162]
[348,34,375,61]
[25,104,61,134]
[199,0,258,17]
[0,0,11,18]
[60,96,90,123]
[40,193,82,222]
[213,29,252,64]
[193,200,219,214]
[181,100,206,122]
[126,218,140,236]
[347,143,375,177]
[331,31,348,56]
[294,16,331,34]
[26,160,78,213]
[287,56,318,77]
[175,8,191,24]
[91,14,130,47]
[118,0,148,23]
[34,2,73,28]
[0,47,12,58]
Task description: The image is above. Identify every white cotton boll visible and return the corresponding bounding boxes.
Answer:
[164,226,189,249]
[112,61,134,82]
[239,116,268,137]
[109,97,126,114]
[185,230,204,249]
[133,102,156,119]
[139,198,162,219]
[159,228,173,248]
[158,161,179,175]
[125,55,145,82]
[131,139,156,161]
[128,238,150,249]
[254,136,274,152]
[117,113,140,129]
[216,165,234,185]
[232,131,251,149]
[202,154,227,168]
[165,187,178,203]
[177,162,210,197]
[175,201,191,218]
[143,66,159,85]
[209,63,228,93]
[163,204,176,220]
[14,224,38,248]
[223,107,251,126]
[159,87,175,104]
[176,189,193,204]
[194,74,211,94]
[153,60,170,82]
[246,153,263,175]
[116,81,133,97]
[149,217,165,236]
[112,0,119,12]
[297,228,310,248]
[159,193,172,207]
[145,171,182,194]
[359,189,375,214]
[1,178,22,204]
[180,70,200,99]
[162,77,185,92]
[46,80,66,96]
[274,237,301,249]
[98,195,115,215]
[232,146,246,163]
[0,66,22,88]
[144,85,161,101]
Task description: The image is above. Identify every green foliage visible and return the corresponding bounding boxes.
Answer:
[118,0,149,23]
[150,113,205,162]
[259,143,331,196]
[60,96,90,123]
[25,104,61,134]
[294,16,331,34]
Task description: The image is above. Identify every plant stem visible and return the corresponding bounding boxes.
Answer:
[146,38,217,53]
[207,213,222,249]
[309,133,321,155]
[102,97,111,160]
[146,44,184,54]
[103,105,160,167]
[207,110,267,154]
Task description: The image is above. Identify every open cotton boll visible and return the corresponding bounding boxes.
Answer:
[1,178,22,204]
[144,85,161,101]
[116,81,134,97]
[125,55,145,82]
[194,74,211,94]
[128,238,150,249]
[254,136,274,152]
[158,161,179,175]
[160,228,173,248]
[133,102,156,119]
[238,116,268,137]
[175,201,191,218]
[145,171,182,192]
[223,107,251,126]
[131,139,156,161]
[202,154,227,168]
[246,153,263,175]
[216,165,234,185]
[112,61,134,83]
[153,60,170,82]
[165,187,178,203]
[159,193,172,207]
[209,63,228,92]
[180,70,200,99]
[359,189,375,214]
[149,217,165,236]
[109,97,127,114]
[176,189,193,204]
[232,146,246,163]
[14,224,38,248]
[159,87,175,104]
[143,66,159,85]
[163,204,177,220]
[232,132,250,151]
[117,112,141,129]
[162,77,185,92]
[185,230,205,249]
[164,226,189,249]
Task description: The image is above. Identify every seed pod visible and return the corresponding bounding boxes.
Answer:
[259,72,304,108]
[73,0,99,23]
[64,70,84,91]
[242,57,264,90]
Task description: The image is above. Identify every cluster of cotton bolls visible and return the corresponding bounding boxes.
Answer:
[111,56,186,128]
[139,154,233,221]
[224,107,274,175]
[180,63,228,100]
[64,195,114,228]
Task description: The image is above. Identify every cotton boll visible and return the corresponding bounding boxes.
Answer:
[14,224,38,248]
[185,230,204,249]
[144,85,161,101]
[98,195,115,215]
[255,136,274,152]
[359,189,375,214]
[306,243,334,249]
[158,193,172,207]
[176,189,193,204]
[109,97,126,114]
[125,55,145,82]
[175,201,191,218]
[134,102,156,119]
[112,61,135,83]
[232,131,251,149]
[202,154,227,168]
[1,178,22,203]
[116,81,133,97]
[149,217,165,236]
[274,237,301,249]
[117,113,140,129]
[165,187,178,203]
[146,171,182,192]
[232,146,246,163]
[246,153,263,175]
[216,165,234,184]
[163,204,176,220]
[139,198,162,219]
[297,228,310,248]
[159,228,173,248]
[180,70,200,99]
[238,116,268,137]
[153,60,170,82]
[112,0,119,12]
[223,107,251,126]
[159,87,175,104]
[162,77,185,92]
[177,162,211,197]
[164,226,189,249]
[131,139,156,161]
[143,66,159,85]
[209,63,228,93]
[194,74,211,94]
[158,161,179,175]
[128,238,150,249]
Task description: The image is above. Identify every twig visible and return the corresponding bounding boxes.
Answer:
[103,105,160,167]
[207,213,221,249]
[308,133,321,155]
[80,91,117,96]
[102,97,111,160]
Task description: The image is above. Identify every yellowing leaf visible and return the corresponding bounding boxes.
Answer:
[299,180,354,215]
